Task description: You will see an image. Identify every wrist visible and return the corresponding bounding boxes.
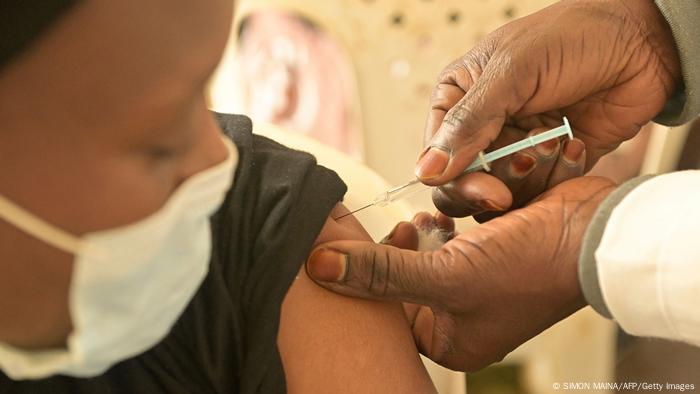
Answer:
[552,177,617,317]
[618,0,682,94]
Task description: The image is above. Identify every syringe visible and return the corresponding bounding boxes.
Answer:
[335,117,573,220]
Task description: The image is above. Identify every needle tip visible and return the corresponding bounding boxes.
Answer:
[333,203,373,220]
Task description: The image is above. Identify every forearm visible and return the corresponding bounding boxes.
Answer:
[579,171,700,344]
[653,0,700,125]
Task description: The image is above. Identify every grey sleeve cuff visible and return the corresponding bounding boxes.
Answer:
[578,175,657,319]
[653,0,700,125]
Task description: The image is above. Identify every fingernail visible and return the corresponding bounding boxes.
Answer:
[510,152,537,177]
[415,147,449,180]
[478,199,506,211]
[535,137,559,157]
[307,249,347,282]
[380,223,400,244]
[563,139,585,165]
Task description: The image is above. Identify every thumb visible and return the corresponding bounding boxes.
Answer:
[305,240,450,306]
[416,65,518,186]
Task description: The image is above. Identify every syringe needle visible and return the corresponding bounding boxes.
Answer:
[334,202,374,220]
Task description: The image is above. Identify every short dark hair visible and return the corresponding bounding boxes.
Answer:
[0,1,79,70]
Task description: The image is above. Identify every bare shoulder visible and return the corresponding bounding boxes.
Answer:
[277,203,436,394]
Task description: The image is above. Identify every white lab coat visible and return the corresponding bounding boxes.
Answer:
[595,170,700,345]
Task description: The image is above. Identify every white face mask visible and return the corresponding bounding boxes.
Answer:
[0,137,238,380]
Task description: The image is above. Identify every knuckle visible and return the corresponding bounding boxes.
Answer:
[437,58,469,84]
[430,83,460,110]
[418,250,465,307]
[438,263,469,310]
[357,246,390,297]
[431,245,477,309]
[442,103,471,132]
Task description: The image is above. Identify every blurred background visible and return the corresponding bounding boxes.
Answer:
[208,0,700,392]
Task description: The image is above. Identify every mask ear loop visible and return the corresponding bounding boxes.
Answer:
[0,195,82,254]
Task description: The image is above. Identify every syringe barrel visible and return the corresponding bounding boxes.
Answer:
[370,118,573,209]
[373,179,426,206]
[462,117,572,175]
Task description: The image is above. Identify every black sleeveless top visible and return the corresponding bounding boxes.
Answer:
[0,113,347,393]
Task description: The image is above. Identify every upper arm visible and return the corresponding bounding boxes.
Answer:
[277,204,436,394]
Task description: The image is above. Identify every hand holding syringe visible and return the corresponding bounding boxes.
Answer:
[335,117,573,220]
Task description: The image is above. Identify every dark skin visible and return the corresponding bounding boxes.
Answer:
[418,0,680,218]
[306,0,682,372]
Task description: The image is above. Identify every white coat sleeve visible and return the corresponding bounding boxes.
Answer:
[579,170,700,345]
